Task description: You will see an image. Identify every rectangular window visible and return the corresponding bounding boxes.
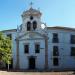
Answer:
[52,33,59,43]
[35,44,40,53]
[71,35,75,44]
[53,58,59,66]
[7,34,12,40]
[24,44,29,53]
[53,46,59,56]
[71,47,75,56]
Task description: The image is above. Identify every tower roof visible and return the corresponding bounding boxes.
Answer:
[22,7,42,17]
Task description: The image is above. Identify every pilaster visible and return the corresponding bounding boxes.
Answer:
[16,39,20,69]
[45,36,48,70]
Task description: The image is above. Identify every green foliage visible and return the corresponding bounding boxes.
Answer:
[0,32,11,64]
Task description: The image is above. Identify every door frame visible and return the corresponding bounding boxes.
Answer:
[28,56,36,69]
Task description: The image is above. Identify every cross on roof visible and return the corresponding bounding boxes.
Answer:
[30,2,33,8]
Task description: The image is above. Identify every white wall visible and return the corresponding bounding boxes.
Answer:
[3,28,75,70]
[48,29,75,70]
[19,39,45,70]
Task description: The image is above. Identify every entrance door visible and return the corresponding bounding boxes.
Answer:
[29,57,35,69]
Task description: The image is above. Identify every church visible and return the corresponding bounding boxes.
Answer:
[2,5,75,71]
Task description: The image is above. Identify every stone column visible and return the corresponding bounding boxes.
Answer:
[45,36,48,70]
[16,39,19,69]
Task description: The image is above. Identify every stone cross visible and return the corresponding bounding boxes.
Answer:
[30,2,33,8]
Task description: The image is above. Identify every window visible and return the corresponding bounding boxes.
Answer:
[27,21,31,31]
[33,21,37,30]
[53,58,59,66]
[30,16,33,20]
[35,44,40,53]
[24,44,29,53]
[7,34,12,39]
[53,46,59,56]
[71,35,75,44]
[71,47,75,56]
[52,33,59,43]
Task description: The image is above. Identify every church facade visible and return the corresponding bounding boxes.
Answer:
[2,7,75,71]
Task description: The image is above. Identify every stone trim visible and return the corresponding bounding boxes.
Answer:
[16,39,20,69]
[18,31,45,39]
[2,29,17,32]
[19,38,44,41]
[45,37,48,70]
[47,27,75,32]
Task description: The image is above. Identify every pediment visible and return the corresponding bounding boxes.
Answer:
[18,32,45,40]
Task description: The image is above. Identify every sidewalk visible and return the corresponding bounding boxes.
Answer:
[0,70,74,75]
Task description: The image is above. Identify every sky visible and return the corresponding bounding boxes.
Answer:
[0,0,75,30]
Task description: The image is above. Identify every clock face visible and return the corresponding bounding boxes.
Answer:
[41,24,46,29]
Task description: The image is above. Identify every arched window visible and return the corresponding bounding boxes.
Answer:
[33,21,37,30]
[27,21,31,31]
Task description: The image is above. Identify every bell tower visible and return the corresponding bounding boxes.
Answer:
[21,3,42,32]
[17,3,47,35]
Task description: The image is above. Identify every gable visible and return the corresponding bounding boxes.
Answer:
[18,32,45,40]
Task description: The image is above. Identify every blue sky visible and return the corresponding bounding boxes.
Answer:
[0,0,75,30]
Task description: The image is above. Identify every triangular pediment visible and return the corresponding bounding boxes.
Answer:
[18,32,45,40]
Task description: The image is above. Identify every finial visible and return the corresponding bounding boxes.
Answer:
[38,7,40,11]
[30,2,33,8]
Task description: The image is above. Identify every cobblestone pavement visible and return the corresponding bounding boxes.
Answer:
[0,71,74,75]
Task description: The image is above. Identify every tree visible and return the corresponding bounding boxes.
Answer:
[0,32,11,70]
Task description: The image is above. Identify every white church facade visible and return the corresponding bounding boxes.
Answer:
[2,7,75,71]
